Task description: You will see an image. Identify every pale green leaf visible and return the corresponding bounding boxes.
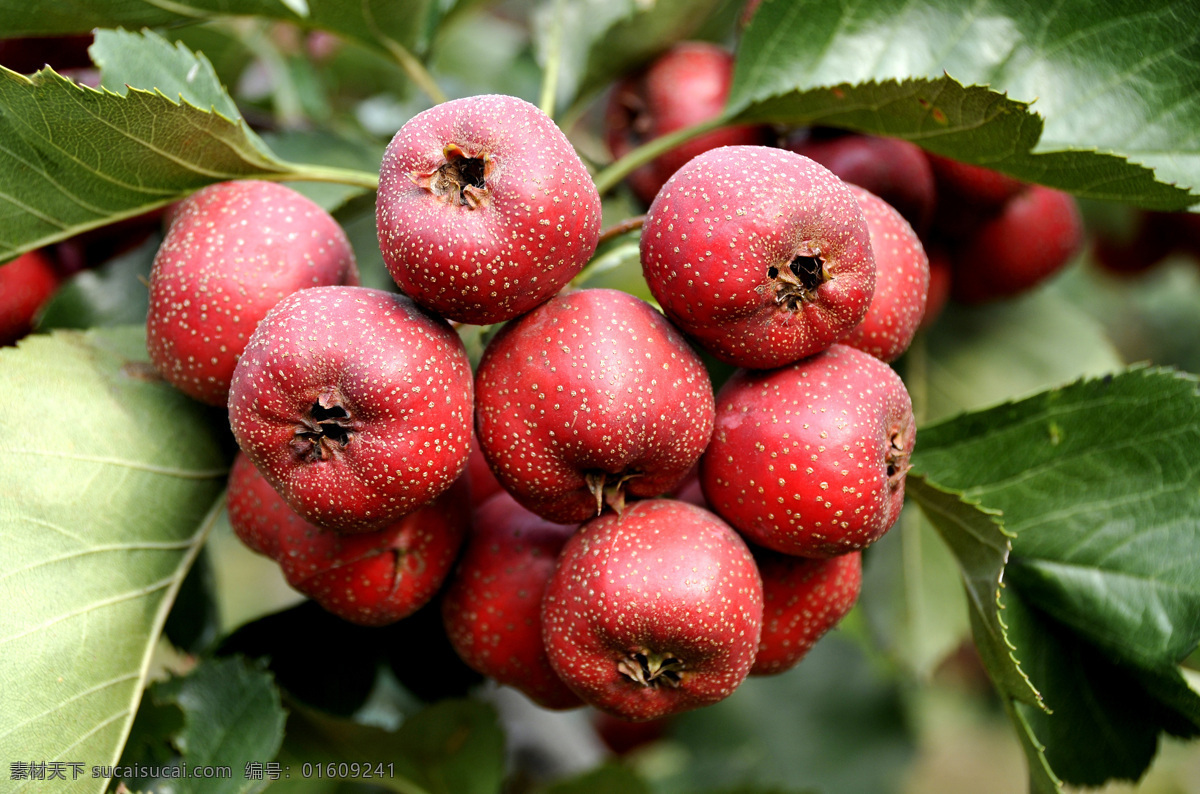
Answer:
[0,326,229,794]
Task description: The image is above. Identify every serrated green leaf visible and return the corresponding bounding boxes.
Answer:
[0,65,292,261]
[533,0,723,114]
[115,657,286,794]
[0,0,439,58]
[0,327,228,794]
[91,28,245,123]
[905,478,1039,710]
[728,0,1200,208]
[912,367,1200,786]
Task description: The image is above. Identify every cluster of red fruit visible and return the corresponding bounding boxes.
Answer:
[143,92,923,723]
[609,41,1089,317]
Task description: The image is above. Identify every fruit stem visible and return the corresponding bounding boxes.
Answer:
[270,163,381,191]
[593,116,727,197]
[378,37,448,106]
[597,215,646,246]
[538,0,568,118]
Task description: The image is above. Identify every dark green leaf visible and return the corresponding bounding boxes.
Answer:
[164,546,222,655]
[656,634,914,794]
[0,326,228,784]
[728,0,1200,209]
[912,367,1200,785]
[116,657,286,794]
[533,0,724,114]
[0,0,438,58]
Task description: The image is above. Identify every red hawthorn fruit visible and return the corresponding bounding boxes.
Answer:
[228,286,473,534]
[542,499,763,721]
[146,180,358,406]
[788,132,936,234]
[751,548,862,676]
[700,344,915,558]
[840,185,929,362]
[927,155,1026,240]
[950,185,1084,304]
[0,250,61,346]
[605,42,769,206]
[277,476,470,627]
[640,145,876,369]
[227,450,292,559]
[376,94,602,325]
[474,288,715,524]
[441,491,581,710]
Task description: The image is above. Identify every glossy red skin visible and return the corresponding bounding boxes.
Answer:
[475,288,715,524]
[227,450,293,559]
[700,344,915,558]
[789,134,936,234]
[605,42,769,206]
[951,185,1084,303]
[377,94,602,325]
[593,711,672,756]
[841,186,929,362]
[640,145,876,369]
[751,548,861,676]
[542,499,763,721]
[0,250,60,345]
[277,476,470,627]
[147,180,358,406]
[228,286,473,534]
[442,491,581,710]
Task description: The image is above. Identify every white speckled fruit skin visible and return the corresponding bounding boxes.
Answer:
[147,180,358,406]
[751,547,861,676]
[841,186,929,362]
[700,344,915,558]
[640,145,875,369]
[228,286,473,534]
[376,94,602,325]
[542,499,763,721]
[442,490,581,710]
[474,288,715,524]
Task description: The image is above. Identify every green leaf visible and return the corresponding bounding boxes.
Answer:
[533,0,724,114]
[116,657,286,794]
[727,0,1200,209]
[280,699,505,794]
[905,478,1038,708]
[263,130,384,213]
[0,64,290,262]
[656,634,914,794]
[0,327,228,792]
[912,367,1200,786]
[0,0,439,58]
[91,28,245,122]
